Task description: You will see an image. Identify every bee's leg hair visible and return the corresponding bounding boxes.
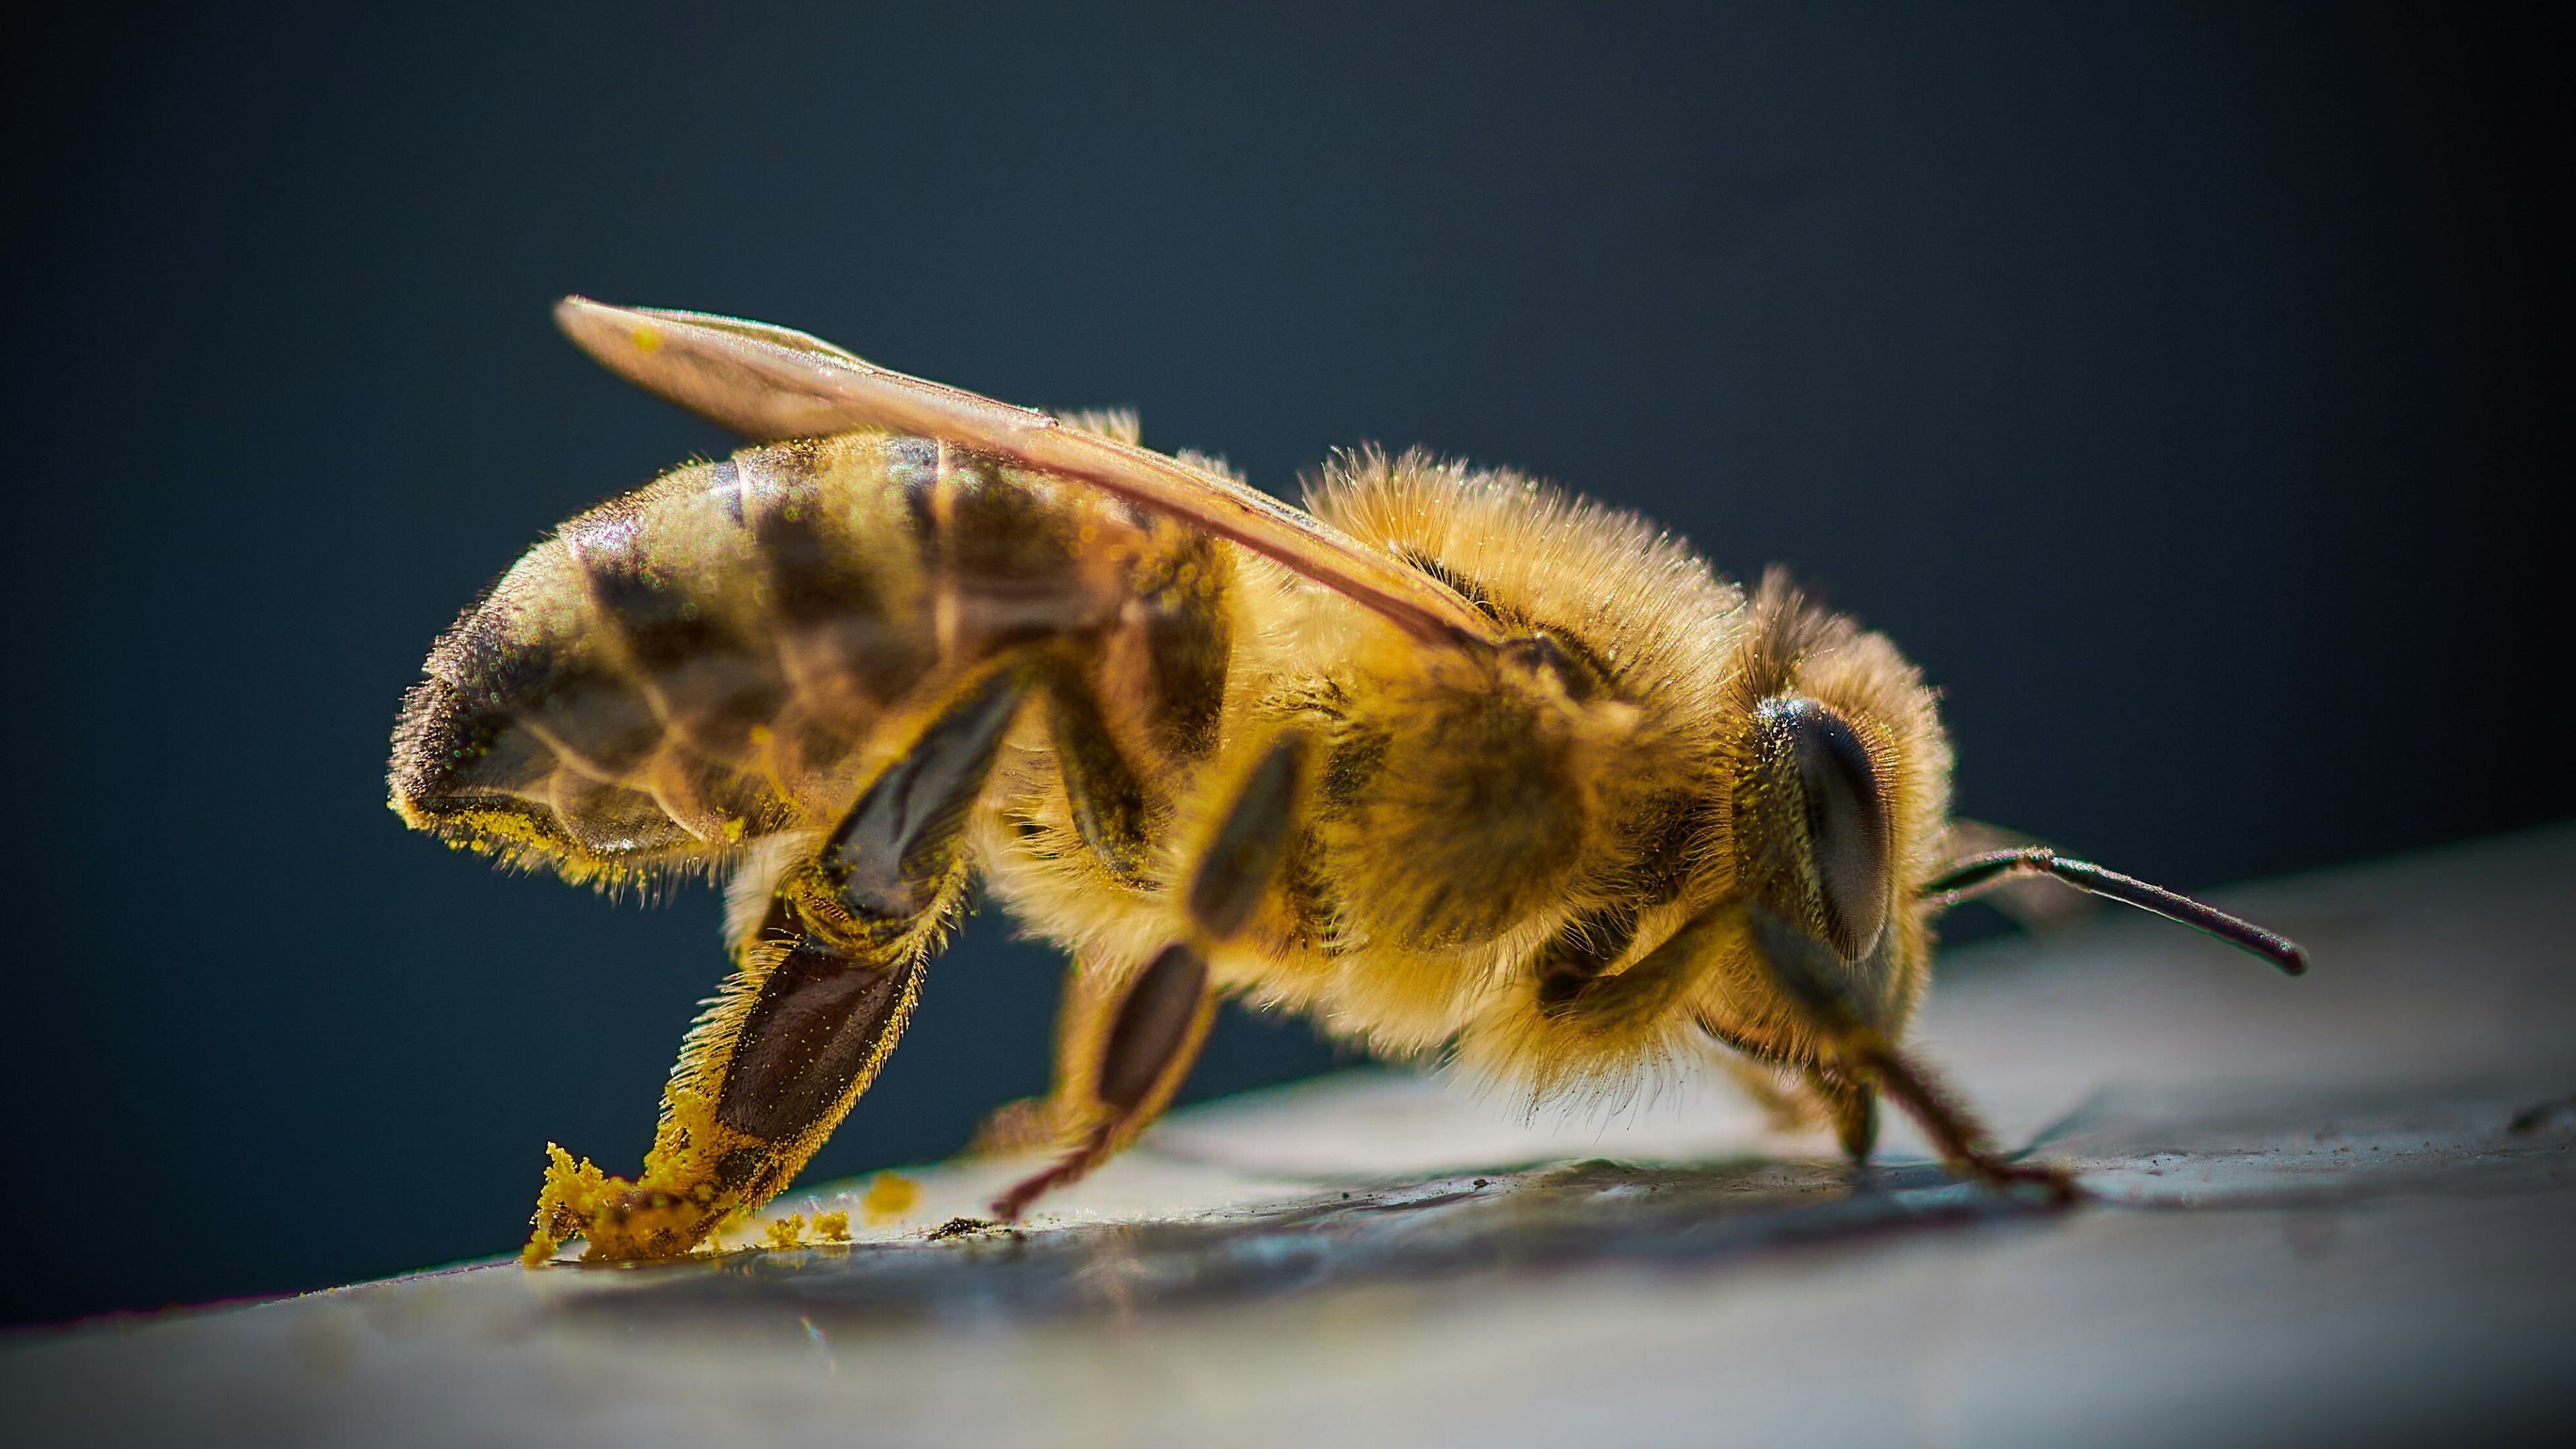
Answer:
[991,729,1311,1220]
[1696,1007,1839,1136]
[1743,904,2077,1201]
[1711,1057,1825,1133]
[1532,906,1644,1010]
[529,654,1042,1265]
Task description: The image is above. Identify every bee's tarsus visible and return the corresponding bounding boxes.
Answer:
[991,1126,1112,1224]
[1854,1038,2078,1203]
[1805,1065,1880,1159]
[990,943,1218,1220]
[1922,847,2308,976]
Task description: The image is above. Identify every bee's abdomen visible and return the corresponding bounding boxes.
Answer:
[390,433,1161,876]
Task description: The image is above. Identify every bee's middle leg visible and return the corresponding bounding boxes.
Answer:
[529,655,1042,1264]
[990,729,1313,1221]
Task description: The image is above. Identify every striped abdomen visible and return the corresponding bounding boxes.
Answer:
[390,431,1227,879]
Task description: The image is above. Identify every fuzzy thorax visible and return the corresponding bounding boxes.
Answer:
[1320,639,1648,951]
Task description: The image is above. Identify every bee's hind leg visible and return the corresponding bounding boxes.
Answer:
[528,655,1044,1265]
[990,729,1313,1222]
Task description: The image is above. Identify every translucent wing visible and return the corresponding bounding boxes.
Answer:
[555,297,1500,649]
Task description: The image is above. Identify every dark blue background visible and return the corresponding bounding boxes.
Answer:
[3,3,2564,1326]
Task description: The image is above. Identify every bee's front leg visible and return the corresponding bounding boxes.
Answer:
[527,655,1043,1265]
[1741,904,2077,1201]
[1833,1042,2072,1198]
[1801,1064,1878,1160]
[990,729,1313,1221]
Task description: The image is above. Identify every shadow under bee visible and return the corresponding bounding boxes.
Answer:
[536,1157,2057,1333]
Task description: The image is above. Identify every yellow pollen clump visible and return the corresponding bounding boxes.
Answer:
[861,1171,920,1224]
[523,1143,611,1266]
[763,1215,806,1250]
[812,1210,851,1242]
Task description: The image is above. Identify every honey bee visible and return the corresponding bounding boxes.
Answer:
[390,299,2306,1265]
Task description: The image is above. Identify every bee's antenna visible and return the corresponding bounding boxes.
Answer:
[1921,848,2308,976]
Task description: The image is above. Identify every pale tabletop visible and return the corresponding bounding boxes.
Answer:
[7,827,2571,1448]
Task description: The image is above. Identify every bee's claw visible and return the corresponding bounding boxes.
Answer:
[1965,1153,2084,1203]
[989,1124,1116,1222]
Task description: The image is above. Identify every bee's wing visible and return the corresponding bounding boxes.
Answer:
[555,297,1499,649]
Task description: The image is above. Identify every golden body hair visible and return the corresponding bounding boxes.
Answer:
[391,301,2303,1263]
[979,449,1946,1108]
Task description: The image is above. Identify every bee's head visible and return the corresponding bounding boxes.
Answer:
[1723,572,1950,1036]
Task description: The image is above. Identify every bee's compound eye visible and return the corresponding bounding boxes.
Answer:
[1758,697,1891,961]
